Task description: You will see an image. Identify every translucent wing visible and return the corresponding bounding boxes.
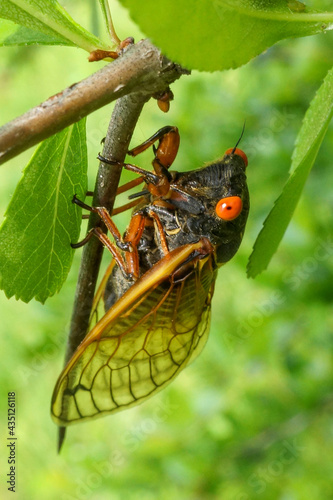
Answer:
[88,259,116,329]
[52,241,216,425]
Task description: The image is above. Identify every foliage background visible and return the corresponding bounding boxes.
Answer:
[0,1,332,499]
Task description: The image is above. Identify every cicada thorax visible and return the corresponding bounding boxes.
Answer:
[51,126,249,428]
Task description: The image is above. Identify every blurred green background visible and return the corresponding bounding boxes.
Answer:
[0,1,333,499]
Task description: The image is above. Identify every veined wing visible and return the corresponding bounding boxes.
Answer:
[88,259,116,330]
[52,240,216,426]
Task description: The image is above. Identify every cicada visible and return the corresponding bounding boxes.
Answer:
[51,126,249,426]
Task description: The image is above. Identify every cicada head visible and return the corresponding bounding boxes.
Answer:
[169,148,249,265]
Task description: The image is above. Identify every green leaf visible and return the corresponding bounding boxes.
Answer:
[247,66,333,278]
[0,0,110,50]
[119,0,333,71]
[98,0,111,37]
[0,18,73,45]
[0,120,88,303]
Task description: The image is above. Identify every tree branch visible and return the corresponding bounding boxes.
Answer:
[0,39,189,165]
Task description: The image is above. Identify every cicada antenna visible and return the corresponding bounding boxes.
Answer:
[232,121,246,154]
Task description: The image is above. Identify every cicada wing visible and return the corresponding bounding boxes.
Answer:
[52,241,216,426]
[88,259,116,330]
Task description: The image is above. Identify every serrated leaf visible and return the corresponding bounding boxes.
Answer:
[0,0,110,50]
[247,66,333,278]
[0,120,88,303]
[0,18,73,45]
[119,0,333,71]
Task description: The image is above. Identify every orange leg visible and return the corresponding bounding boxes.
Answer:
[148,210,169,256]
[72,196,147,278]
[82,188,144,218]
[123,213,147,278]
[98,126,180,199]
[129,126,180,196]
[116,176,144,195]
[111,198,143,216]
[71,226,128,276]
[96,154,160,185]
[128,126,179,169]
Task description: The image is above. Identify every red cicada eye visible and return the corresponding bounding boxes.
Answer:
[224,147,248,168]
[216,196,243,221]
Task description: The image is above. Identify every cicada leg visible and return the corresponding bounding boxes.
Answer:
[123,213,146,277]
[71,224,129,278]
[128,126,179,170]
[98,126,180,198]
[82,182,146,218]
[147,209,169,256]
[115,176,144,195]
[129,126,180,196]
[96,154,160,185]
[111,199,143,216]
[96,209,147,279]
[72,196,146,279]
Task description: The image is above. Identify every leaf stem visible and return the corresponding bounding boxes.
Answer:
[101,0,121,45]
